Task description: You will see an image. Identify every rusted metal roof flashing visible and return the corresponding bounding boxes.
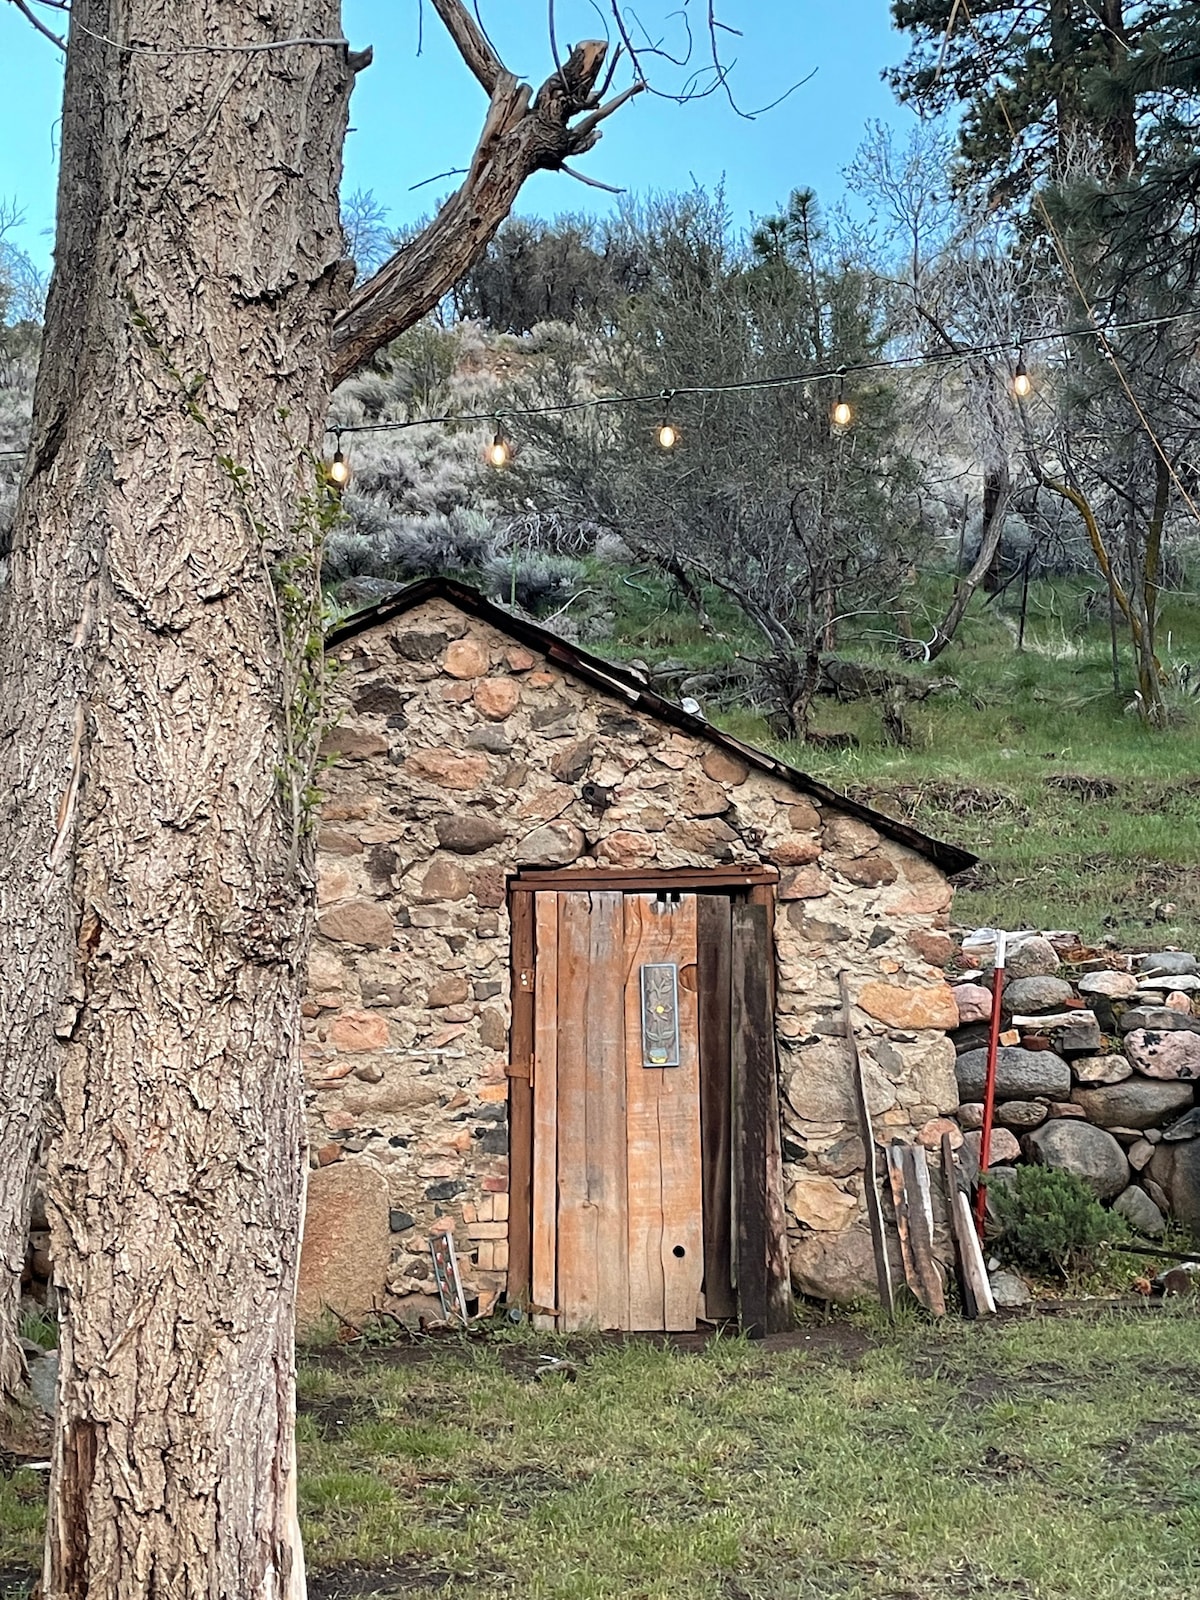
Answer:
[326,577,978,876]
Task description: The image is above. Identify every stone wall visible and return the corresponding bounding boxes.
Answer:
[297,595,964,1322]
[945,936,1200,1241]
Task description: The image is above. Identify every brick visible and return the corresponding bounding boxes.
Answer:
[467,1221,508,1240]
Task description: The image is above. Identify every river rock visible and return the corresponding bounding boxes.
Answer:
[1161,1106,1200,1142]
[1003,976,1074,1014]
[1071,1077,1193,1129]
[995,1100,1048,1130]
[1119,1007,1200,1035]
[790,1228,893,1303]
[1137,952,1198,978]
[1072,1053,1133,1086]
[1166,992,1195,1013]
[1127,1138,1155,1170]
[989,1270,1032,1308]
[1136,973,1200,993]
[956,1045,1071,1101]
[953,983,993,1025]
[1001,937,1062,980]
[1028,1120,1130,1200]
[964,1127,1021,1166]
[1077,971,1140,1000]
[1124,1029,1200,1081]
[958,1102,984,1130]
[1147,1139,1200,1232]
[1113,1185,1166,1238]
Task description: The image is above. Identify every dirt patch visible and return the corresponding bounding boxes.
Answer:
[308,1559,476,1597]
[304,1317,878,1377]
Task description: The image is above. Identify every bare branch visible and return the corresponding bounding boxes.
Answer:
[429,0,504,94]
[560,161,624,194]
[6,0,66,50]
[566,80,645,148]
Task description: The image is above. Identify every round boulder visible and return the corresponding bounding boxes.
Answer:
[1028,1119,1130,1200]
[1124,1028,1200,1081]
[1137,951,1198,979]
[1004,936,1062,980]
[1002,976,1074,1015]
[955,1045,1071,1102]
[790,1228,894,1304]
[1077,971,1139,1000]
[995,1099,1048,1130]
[1072,1053,1133,1086]
[1112,1184,1166,1238]
[1070,1077,1193,1130]
[1147,1139,1200,1234]
[953,983,993,1026]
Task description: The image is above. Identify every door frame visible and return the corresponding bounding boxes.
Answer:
[506,865,789,1334]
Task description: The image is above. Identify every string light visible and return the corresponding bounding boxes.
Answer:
[656,391,680,450]
[486,428,513,469]
[1012,352,1032,399]
[327,433,350,491]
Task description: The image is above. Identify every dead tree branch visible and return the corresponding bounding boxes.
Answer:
[331,6,642,382]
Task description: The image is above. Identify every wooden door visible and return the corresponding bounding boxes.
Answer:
[531,890,705,1332]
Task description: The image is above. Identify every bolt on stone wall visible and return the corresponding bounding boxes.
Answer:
[297,597,962,1322]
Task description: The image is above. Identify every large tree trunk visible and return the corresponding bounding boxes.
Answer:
[0,1,119,1436]
[0,6,352,1595]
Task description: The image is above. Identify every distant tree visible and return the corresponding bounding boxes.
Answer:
[491,191,926,737]
[341,187,393,280]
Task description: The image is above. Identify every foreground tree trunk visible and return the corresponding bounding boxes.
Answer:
[1,6,352,1594]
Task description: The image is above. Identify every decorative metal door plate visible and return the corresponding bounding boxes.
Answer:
[640,962,680,1067]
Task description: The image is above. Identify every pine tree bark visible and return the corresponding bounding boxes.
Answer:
[0,5,352,1594]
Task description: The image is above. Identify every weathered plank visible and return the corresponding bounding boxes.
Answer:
[902,1144,946,1318]
[506,891,535,1303]
[555,891,596,1330]
[587,890,629,1330]
[653,896,703,1332]
[531,893,559,1326]
[731,900,773,1337]
[623,896,667,1329]
[840,972,895,1319]
[697,895,735,1321]
[941,1131,978,1318]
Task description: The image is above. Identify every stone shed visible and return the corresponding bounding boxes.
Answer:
[298,578,976,1333]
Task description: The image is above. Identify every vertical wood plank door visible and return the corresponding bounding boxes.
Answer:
[531,889,704,1332]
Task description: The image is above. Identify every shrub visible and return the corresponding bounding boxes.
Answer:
[990,1165,1128,1278]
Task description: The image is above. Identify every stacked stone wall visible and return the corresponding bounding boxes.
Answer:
[945,936,1200,1241]
[297,596,964,1321]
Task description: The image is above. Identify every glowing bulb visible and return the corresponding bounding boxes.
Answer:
[1012,358,1032,399]
[831,399,853,429]
[328,449,350,489]
[657,421,679,451]
[487,433,512,469]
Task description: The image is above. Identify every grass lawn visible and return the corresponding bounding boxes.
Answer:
[3,1308,1198,1597]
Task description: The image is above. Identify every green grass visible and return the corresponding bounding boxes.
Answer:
[5,1311,1199,1596]
[592,564,1200,950]
[294,1310,1200,1599]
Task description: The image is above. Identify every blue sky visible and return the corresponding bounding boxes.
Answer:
[0,1,918,270]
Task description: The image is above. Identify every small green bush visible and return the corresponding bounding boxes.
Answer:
[990,1165,1128,1277]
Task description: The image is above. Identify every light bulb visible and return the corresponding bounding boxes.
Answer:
[487,433,511,469]
[831,399,853,429]
[328,449,350,489]
[657,422,679,451]
[1012,358,1032,399]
